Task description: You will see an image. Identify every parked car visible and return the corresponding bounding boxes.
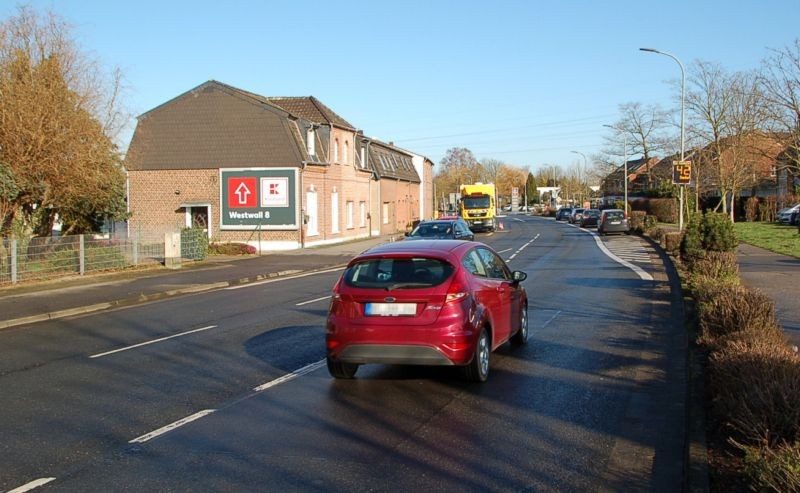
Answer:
[405,218,474,241]
[597,209,630,235]
[579,209,601,228]
[325,240,528,382]
[569,208,585,224]
[778,203,800,225]
[556,207,573,221]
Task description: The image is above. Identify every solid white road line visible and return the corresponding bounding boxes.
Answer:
[89,325,217,359]
[7,478,57,493]
[542,310,562,328]
[592,234,653,281]
[224,267,344,290]
[296,295,332,306]
[496,248,513,254]
[129,409,216,444]
[253,359,326,392]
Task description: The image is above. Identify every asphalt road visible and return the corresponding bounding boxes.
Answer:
[0,216,687,492]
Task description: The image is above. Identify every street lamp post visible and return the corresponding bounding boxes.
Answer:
[571,150,587,206]
[603,125,628,215]
[640,47,686,230]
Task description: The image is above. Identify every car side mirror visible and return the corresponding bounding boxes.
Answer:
[454,231,462,238]
[404,232,410,237]
[512,271,527,283]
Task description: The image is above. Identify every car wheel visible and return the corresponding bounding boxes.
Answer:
[327,356,358,379]
[511,303,528,346]
[463,327,490,382]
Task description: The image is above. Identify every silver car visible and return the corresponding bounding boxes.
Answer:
[597,209,630,235]
[778,204,800,225]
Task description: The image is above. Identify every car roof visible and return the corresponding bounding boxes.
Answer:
[435,215,460,220]
[353,239,482,264]
[602,209,625,214]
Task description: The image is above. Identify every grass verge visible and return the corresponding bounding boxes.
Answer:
[734,222,800,258]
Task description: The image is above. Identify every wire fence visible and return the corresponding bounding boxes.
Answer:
[0,229,208,286]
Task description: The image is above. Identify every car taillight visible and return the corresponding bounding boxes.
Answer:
[445,275,468,303]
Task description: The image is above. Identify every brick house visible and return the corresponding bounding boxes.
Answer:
[125,80,433,250]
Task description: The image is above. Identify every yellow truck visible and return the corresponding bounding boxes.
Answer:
[458,183,497,232]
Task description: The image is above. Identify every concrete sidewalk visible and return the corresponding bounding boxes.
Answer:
[0,234,399,330]
[736,242,800,346]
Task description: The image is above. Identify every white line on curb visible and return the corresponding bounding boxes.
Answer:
[592,235,653,281]
[224,267,344,290]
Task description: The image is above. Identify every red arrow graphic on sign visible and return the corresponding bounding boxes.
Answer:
[235,182,252,205]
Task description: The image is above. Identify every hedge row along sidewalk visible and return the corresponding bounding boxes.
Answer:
[678,212,800,492]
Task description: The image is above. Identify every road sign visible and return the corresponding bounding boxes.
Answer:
[220,168,298,230]
[672,160,692,184]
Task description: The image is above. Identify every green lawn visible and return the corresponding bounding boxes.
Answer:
[734,221,800,258]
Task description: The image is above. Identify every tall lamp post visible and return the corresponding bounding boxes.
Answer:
[640,47,686,230]
[603,124,628,215]
[571,150,587,206]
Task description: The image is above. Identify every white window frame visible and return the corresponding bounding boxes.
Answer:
[346,201,354,229]
[344,140,349,165]
[360,147,366,168]
[334,139,339,163]
[382,202,389,225]
[306,128,315,157]
[306,190,319,236]
[359,201,367,227]
[331,191,340,233]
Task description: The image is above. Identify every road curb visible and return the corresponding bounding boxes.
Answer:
[0,264,348,331]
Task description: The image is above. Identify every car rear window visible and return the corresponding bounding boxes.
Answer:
[343,257,455,289]
[605,211,624,220]
[409,222,454,238]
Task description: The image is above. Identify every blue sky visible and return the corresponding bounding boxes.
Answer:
[3,0,799,173]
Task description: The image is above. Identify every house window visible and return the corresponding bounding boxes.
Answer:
[331,191,339,233]
[334,139,339,163]
[771,166,777,178]
[360,147,366,168]
[382,202,389,225]
[344,140,349,165]
[359,201,367,227]
[306,189,318,236]
[306,128,315,157]
[346,201,354,229]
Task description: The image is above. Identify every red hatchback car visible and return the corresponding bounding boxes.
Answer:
[326,240,528,382]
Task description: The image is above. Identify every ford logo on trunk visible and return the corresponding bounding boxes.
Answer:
[384,297,396,302]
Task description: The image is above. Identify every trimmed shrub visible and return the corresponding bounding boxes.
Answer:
[209,242,257,255]
[664,232,683,256]
[702,212,737,253]
[696,285,781,345]
[629,210,646,234]
[647,198,678,223]
[680,212,704,264]
[710,338,800,446]
[648,226,665,243]
[740,442,800,493]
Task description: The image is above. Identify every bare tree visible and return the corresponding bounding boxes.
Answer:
[0,6,130,235]
[479,158,504,186]
[760,38,800,198]
[687,61,771,218]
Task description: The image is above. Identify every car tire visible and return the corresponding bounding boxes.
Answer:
[463,327,490,382]
[327,356,358,379]
[511,303,528,346]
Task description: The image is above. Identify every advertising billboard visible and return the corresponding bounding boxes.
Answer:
[220,168,298,230]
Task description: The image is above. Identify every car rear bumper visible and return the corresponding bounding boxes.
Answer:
[334,344,457,365]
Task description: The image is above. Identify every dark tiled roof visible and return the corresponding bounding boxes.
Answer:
[366,140,420,183]
[267,97,355,130]
[126,81,304,170]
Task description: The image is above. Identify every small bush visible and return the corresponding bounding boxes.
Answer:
[710,339,800,446]
[691,251,739,280]
[647,198,678,223]
[740,442,800,492]
[629,210,646,234]
[208,242,257,255]
[663,232,683,256]
[697,285,781,346]
[702,212,738,253]
[648,226,665,243]
[181,228,208,260]
[681,212,704,264]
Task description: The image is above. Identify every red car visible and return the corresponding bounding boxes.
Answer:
[326,240,528,382]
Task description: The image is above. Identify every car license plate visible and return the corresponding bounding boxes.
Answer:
[365,303,416,316]
[611,221,621,225]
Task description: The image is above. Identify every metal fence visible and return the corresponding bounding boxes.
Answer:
[0,229,208,286]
